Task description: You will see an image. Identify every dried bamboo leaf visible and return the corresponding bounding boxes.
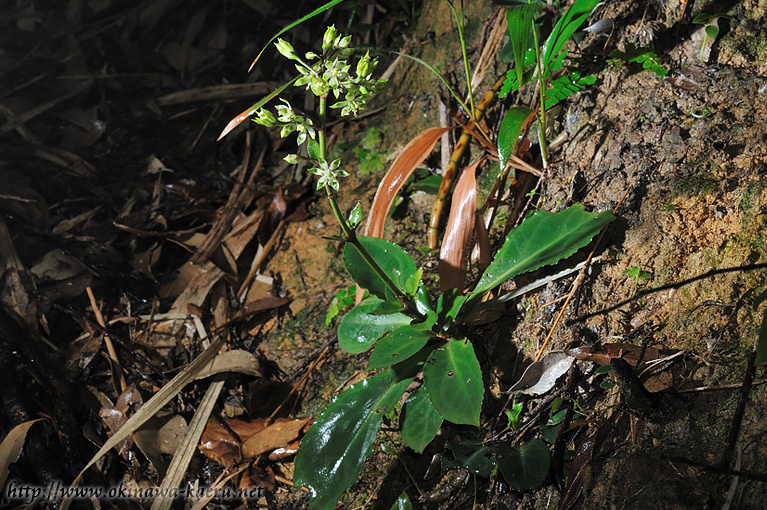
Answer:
[0,419,44,490]
[508,351,574,396]
[241,417,313,458]
[158,83,276,106]
[150,378,225,510]
[356,126,455,302]
[0,218,40,336]
[62,334,226,510]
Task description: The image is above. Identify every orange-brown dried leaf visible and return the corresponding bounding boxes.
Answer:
[198,440,241,470]
[268,438,300,461]
[201,417,267,446]
[364,126,456,240]
[241,417,313,459]
[439,160,480,292]
[358,126,455,302]
[241,464,275,493]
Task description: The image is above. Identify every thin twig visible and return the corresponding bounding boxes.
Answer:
[86,286,126,392]
[566,263,767,326]
[721,347,757,470]
[534,188,630,362]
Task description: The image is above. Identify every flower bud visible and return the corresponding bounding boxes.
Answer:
[284,154,301,165]
[274,38,297,60]
[356,52,369,78]
[252,108,276,126]
[337,35,351,49]
[322,25,338,51]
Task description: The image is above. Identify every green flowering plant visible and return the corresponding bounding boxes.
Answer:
[221,19,614,510]
[251,26,385,194]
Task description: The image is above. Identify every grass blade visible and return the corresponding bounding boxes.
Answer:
[247,0,347,71]
[150,378,225,510]
[218,77,299,140]
[62,334,226,510]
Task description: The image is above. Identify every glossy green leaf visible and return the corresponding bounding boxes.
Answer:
[372,299,407,315]
[436,288,467,331]
[348,203,363,229]
[403,267,422,296]
[295,368,413,510]
[400,386,444,453]
[390,491,414,510]
[496,440,550,492]
[442,440,495,477]
[338,296,411,354]
[541,0,599,76]
[416,282,435,315]
[423,338,483,426]
[705,24,719,39]
[307,138,322,160]
[367,326,433,370]
[409,174,443,195]
[506,4,538,88]
[344,236,417,299]
[497,107,535,175]
[466,205,615,307]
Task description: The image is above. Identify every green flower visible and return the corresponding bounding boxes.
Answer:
[275,38,298,60]
[310,76,330,97]
[252,108,276,126]
[308,158,348,191]
[322,25,338,52]
[355,51,377,79]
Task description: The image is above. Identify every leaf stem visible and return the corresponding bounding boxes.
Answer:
[532,26,549,168]
[317,97,420,316]
[445,0,476,119]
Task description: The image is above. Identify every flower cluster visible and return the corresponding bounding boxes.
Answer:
[252,26,386,191]
[252,99,316,146]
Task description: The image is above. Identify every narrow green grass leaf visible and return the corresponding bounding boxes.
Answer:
[247,0,347,71]
[542,0,599,75]
[506,4,538,88]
